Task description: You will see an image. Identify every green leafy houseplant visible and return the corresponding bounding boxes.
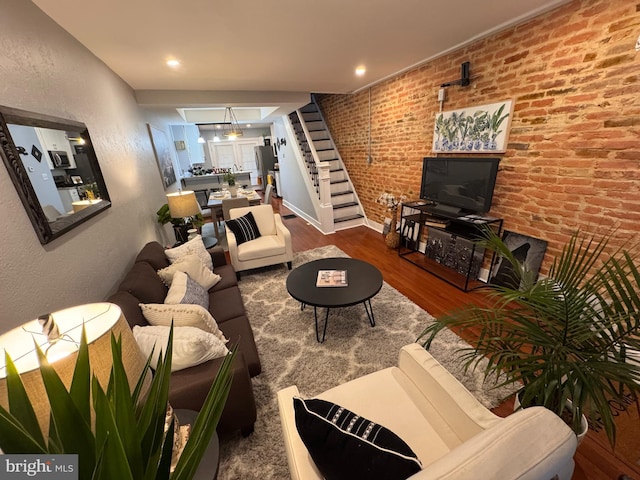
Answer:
[223,171,236,186]
[156,203,204,234]
[0,326,234,479]
[418,228,640,447]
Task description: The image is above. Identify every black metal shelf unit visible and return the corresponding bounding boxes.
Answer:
[398,201,503,291]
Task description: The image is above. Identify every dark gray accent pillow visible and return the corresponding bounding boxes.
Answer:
[294,397,422,480]
[226,211,261,245]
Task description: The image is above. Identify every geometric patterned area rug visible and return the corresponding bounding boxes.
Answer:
[217,245,517,479]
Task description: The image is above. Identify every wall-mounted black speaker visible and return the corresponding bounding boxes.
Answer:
[460,62,470,87]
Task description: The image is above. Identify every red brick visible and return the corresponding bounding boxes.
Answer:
[317,0,638,272]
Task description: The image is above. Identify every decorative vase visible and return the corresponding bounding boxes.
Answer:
[385,208,400,249]
[229,185,238,197]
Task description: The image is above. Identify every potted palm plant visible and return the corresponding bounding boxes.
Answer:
[418,227,640,447]
[0,326,234,479]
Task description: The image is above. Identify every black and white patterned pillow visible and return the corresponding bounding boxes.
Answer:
[226,211,261,245]
[294,397,422,480]
[164,271,209,309]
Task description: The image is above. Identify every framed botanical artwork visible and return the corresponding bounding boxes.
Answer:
[147,124,177,189]
[432,99,514,153]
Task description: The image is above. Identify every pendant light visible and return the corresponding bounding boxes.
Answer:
[222,107,243,139]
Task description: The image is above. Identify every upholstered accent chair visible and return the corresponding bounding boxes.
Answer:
[226,204,293,278]
[222,197,250,221]
[277,344,578,480]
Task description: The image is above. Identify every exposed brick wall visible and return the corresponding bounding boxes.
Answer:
[317,0,639,270]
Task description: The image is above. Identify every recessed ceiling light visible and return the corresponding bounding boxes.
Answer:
[355,66,366,76]
[166,59,180,68]
[246,124,252,128]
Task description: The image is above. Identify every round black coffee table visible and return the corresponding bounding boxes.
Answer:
[286,258,383,342]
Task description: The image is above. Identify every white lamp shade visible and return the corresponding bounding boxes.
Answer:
[0,303,149,435]
[166,190,200,218]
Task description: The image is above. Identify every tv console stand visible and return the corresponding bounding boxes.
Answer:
[398,201,503,291]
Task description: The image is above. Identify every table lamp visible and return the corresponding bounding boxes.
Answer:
[0,302,149,436]
[166,190,201,243]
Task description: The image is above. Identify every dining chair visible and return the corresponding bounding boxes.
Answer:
[193,189,212,220]
[263,184,274,205]
[222,197,250,221]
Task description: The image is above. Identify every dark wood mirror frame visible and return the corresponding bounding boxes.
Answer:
[0,106,111,244]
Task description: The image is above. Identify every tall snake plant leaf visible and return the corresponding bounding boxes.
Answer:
[138,328,174,479]
[92,374,135,480]
[0,350,46,449]
[172,345,235,480]
[68,326,91,425]
[106,334,144,480]
[35,344,97,479]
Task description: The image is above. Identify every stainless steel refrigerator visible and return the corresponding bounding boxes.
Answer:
[254,146,277,189]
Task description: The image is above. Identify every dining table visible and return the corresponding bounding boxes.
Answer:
[207,188,262,238]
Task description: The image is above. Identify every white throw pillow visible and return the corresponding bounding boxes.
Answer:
[158,254,221,289]
[165,271,209,309]
[165,235,213,271]
[139,303,227,343]
[133,325,229,372]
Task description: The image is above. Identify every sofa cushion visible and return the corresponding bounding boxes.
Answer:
[209,264,238,292]
[293,397,422,480]
[226,211,261,245]
[217,315,261,377]
[165,235,213,271]
[108,291,148,328]
[139,303,227,343]
[135,241,171,270]
[169,351,257,433]
[133,325,228,372]
[157,254,221,289]
[118,262,168,304]
[165,271,209,309]
[209,287,247,324]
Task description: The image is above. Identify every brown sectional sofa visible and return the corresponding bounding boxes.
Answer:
[108,240,261,436]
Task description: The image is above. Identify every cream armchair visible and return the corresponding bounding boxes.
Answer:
[278,344,577,480]
[226,204,293,277]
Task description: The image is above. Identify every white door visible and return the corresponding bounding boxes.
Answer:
[208,139,261,185]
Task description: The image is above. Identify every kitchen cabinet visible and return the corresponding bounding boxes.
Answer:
[34,127,76,169]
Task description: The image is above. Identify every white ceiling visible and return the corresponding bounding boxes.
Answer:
[32,0,569,125]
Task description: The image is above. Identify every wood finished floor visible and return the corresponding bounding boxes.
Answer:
[223,197,639,480]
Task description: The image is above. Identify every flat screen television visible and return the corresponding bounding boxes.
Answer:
[420,157,500,215]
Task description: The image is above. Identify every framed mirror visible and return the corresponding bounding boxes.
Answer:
[0,106,111,244]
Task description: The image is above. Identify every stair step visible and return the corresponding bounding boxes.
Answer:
[333,201,358,209]
[330,179,349,185]
[309,131,329,141]
[302,112,322,122]
[334,213,365,223]
[331,189,353,196]
[300,103,319,113]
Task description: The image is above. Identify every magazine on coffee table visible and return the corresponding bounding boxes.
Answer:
[316,270,348,287]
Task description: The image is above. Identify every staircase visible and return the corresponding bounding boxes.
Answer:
[289,102,365,230]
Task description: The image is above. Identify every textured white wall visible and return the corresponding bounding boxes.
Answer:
[0,1,172,331]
